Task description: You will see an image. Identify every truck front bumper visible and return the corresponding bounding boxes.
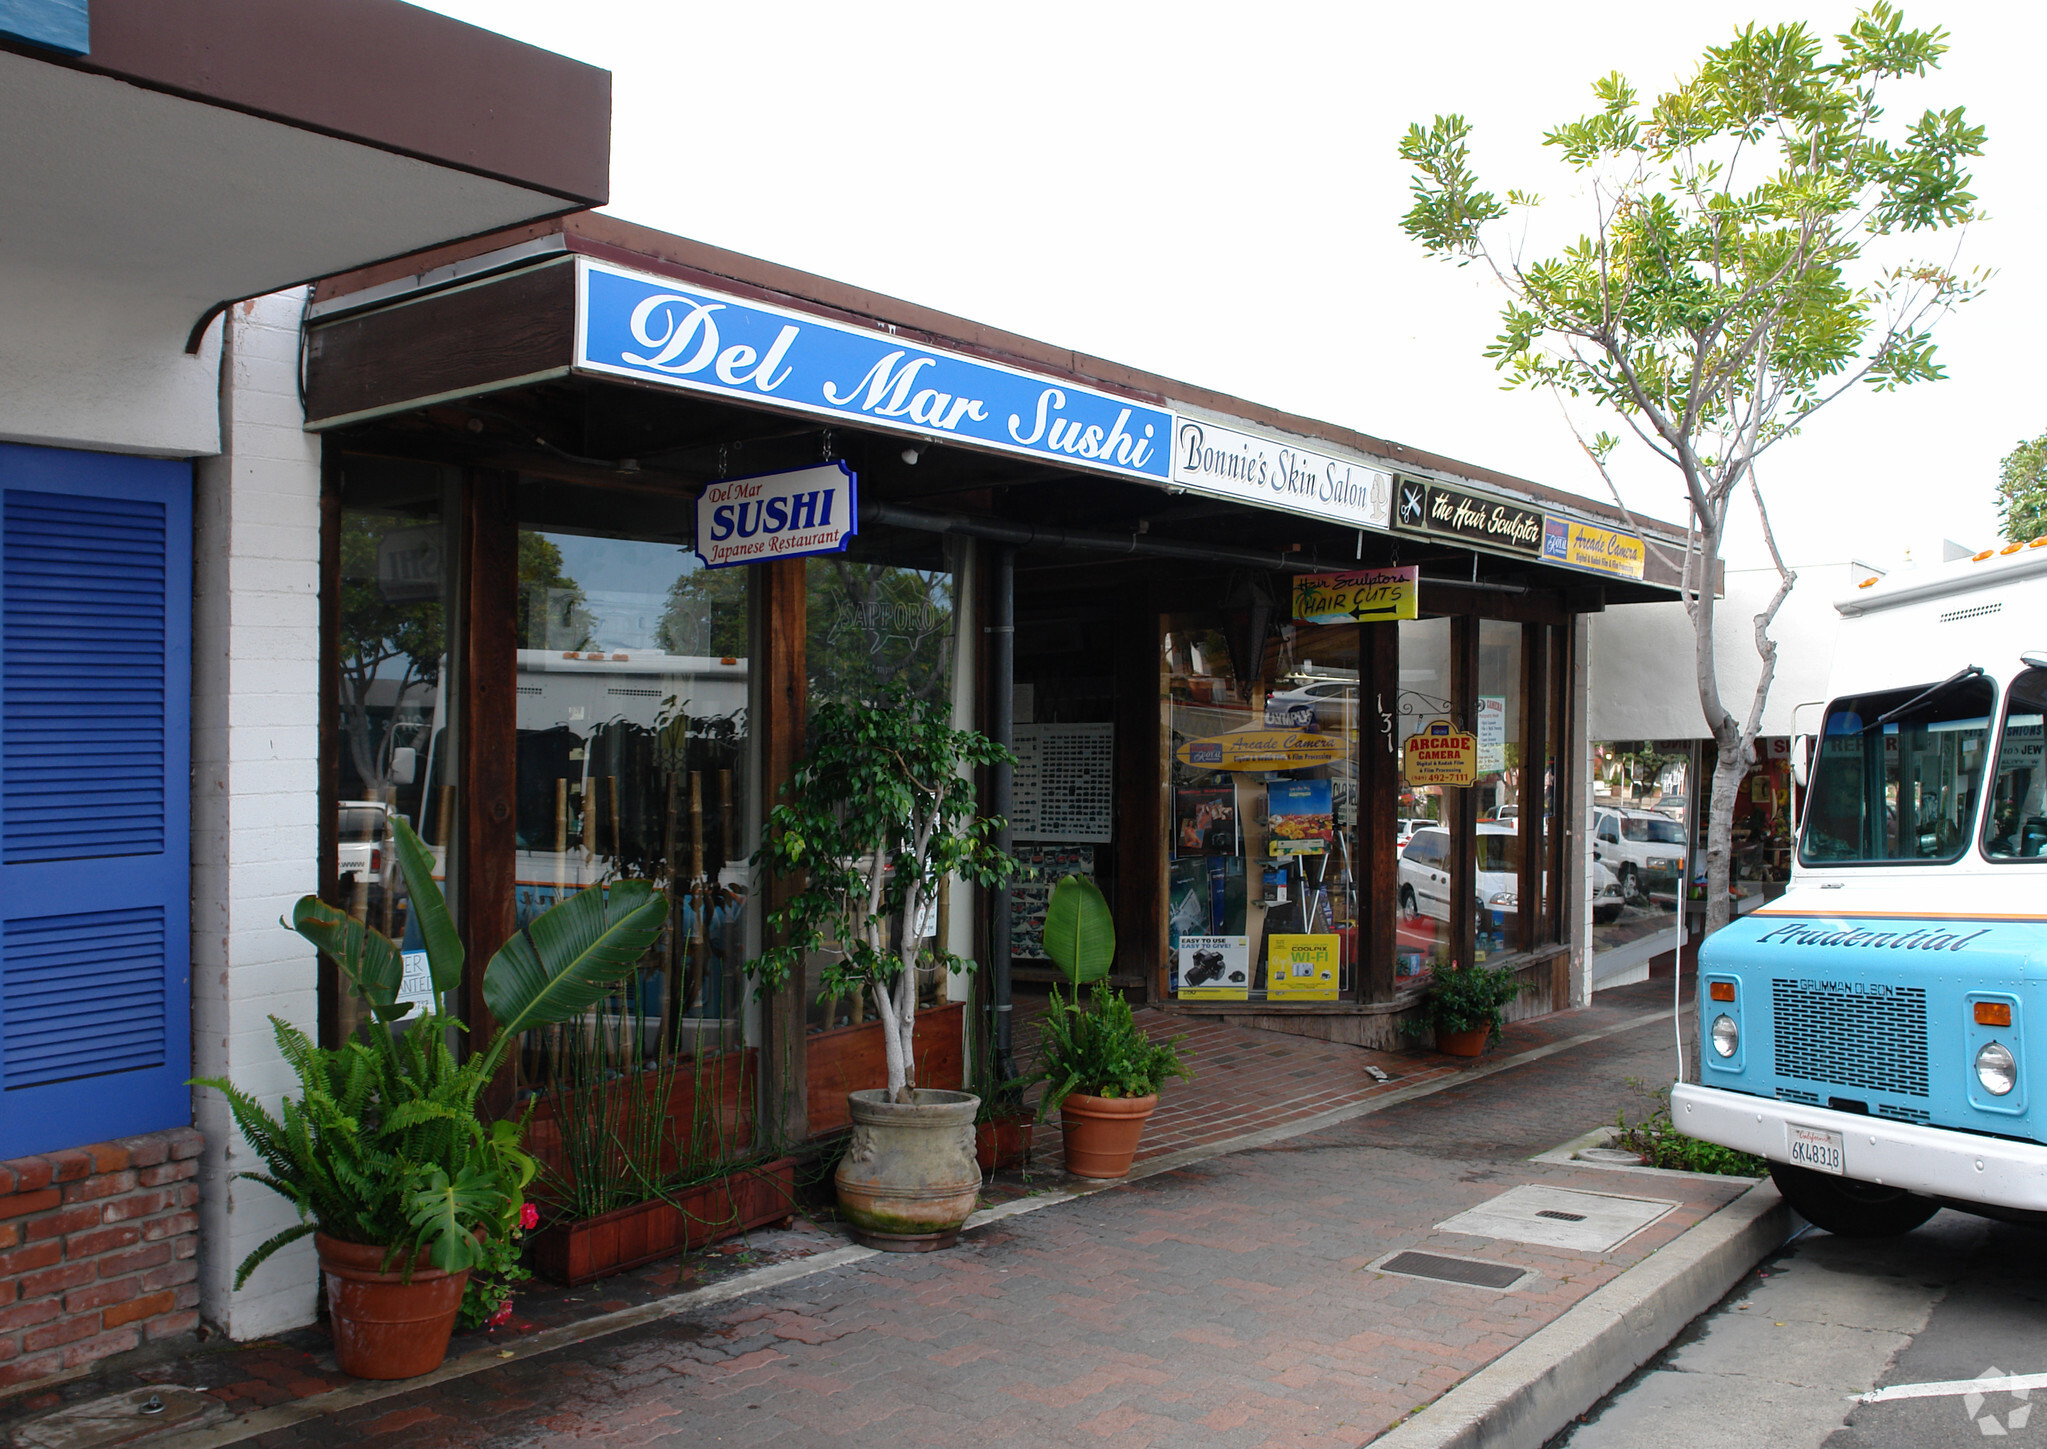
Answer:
[1672,1083,2047,1213]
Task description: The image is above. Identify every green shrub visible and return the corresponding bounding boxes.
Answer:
[1028,985,1190,1118]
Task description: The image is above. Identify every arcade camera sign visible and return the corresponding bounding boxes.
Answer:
[1402,718,1477,787]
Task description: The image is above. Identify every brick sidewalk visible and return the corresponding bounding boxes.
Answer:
[0,979,1749,1449]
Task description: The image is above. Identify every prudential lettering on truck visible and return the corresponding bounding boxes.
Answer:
[575,258,1170,482]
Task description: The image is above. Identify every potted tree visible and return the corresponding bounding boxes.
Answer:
[1028,875,1190,1179]
[752,683,1019,1250]
[195,819,667,1378]
[1400,959,1525,1057]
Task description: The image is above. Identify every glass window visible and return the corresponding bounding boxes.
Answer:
[1392,617,1452,981]
[805,550,959,1031]
[1986,669,2047,861]
[1163,610,1357,1003]
[1590,741,1692,963]
[1471,620,1521,961]
[1801,676,1994,866]
[511,481,752,1072]
[331,461,460,1038]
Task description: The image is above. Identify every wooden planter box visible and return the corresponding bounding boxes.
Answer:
[805,1001,965,1137]
[530,1158,798,1287]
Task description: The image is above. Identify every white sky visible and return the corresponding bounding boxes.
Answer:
[418,0,2040,573]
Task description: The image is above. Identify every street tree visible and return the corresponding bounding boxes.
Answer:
[1995,433,2047,544]
[1400,4,1984,934]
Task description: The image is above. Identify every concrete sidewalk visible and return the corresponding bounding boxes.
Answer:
[0,980,1785,1449]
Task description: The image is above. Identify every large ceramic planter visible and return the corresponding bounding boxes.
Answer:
[530,1158,798,1286]
[1058,1093,1157,1180]
[1436,1026,1490,1058]
[974,1115,1034,1174]
[834,1088,981,1252]
[315,1233,469,1380]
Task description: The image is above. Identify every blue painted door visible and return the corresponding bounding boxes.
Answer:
[0,443,191,1157]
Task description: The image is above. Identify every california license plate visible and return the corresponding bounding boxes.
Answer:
[1787,1123,1846,1176]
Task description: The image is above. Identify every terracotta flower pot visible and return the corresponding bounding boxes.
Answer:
[1436,1026,1490,1058]
[315,1232,469,1380]
[834,1088,982,1252]
[975,1115,1034,1174]
[1058,1093,1158,1179]
[529,1158,798,1286]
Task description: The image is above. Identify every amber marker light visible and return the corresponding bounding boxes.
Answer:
[1975,1001,2012,1027]
[1709,981,1736,1002]
[1975,549,1996,562]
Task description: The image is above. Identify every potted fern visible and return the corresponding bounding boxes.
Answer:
[1028,875,1189,1179]
[752,683,1019,1249]
[1400,959,1525,1056]
[195,819,667,1378]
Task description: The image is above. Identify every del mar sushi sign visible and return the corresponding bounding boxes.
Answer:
[576,258,1171,484]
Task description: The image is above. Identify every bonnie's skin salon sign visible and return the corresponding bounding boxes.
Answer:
[694,462,856,569]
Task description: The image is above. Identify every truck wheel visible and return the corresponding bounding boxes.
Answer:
[1618,864,1640,901]
[1769,1163,1940,1238]
[1399,886,1418,919]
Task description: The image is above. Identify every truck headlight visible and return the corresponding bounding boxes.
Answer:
[1975,1041,2017,1097]
[1710,1014,1739,1058]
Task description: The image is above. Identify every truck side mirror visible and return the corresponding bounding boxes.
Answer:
[1789,735,1811,790]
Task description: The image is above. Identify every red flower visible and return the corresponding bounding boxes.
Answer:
[519,1202,540,1231]
[488,1299,514,1328]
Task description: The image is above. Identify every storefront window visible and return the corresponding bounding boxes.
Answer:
[1163,611,1357,1003]
[804,549,958,1029]
[1393,616,1452,981]
[1471,620,1522,962]
[330,462,460,1038]
[1590,740,1693,976]
[512,482,752,1067]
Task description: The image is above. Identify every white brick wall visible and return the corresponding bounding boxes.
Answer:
[190,291,323,1339]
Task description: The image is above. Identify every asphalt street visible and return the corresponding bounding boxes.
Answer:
[1552,1207,2047,1448]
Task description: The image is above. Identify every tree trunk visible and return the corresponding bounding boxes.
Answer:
[1703,724,1746,938]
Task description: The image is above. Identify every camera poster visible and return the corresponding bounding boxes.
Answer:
[1175,934,1249,999]
[1266,934,1340,1000]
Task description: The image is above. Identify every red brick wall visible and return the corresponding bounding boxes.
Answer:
[0,1127,202,1389]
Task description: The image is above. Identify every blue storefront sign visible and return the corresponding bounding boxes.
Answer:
[576,259,1171,483]
[694,462,857,569]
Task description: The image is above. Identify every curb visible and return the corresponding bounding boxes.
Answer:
[1364,1179,1797,1449]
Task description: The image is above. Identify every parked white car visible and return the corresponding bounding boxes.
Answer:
[1395,816,1435,850]
[1592,859,1625,924]
[1591,805,1687,900]
[1398,824,1522,923]
[338,798,391,896]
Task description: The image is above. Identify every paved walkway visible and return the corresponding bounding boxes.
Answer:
[0,978,1760,1449]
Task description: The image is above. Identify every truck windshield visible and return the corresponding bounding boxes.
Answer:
[1984,667,2047,861]
[1800,676,1994,866]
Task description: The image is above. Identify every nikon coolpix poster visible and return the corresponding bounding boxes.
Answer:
[1175,935,1249,1000]
[1266,934,1340,1000]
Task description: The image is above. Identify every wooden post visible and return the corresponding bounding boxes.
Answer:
[460,468,519,1104]
[758,559,809,1144]
[1357,619,1401,1000]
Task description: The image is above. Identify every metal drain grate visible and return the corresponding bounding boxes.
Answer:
[1374,1251,1531,1291]
[1536,1209,1586,1222]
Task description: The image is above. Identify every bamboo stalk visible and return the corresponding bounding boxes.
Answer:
[687,771,705,1016]
[609,775,623,869]
[554,776,568,902]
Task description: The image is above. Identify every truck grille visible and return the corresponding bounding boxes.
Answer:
[1771,979,1929,1098]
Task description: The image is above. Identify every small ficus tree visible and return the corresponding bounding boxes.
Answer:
[1400,4,1985,936]
[753,683,1019,1103]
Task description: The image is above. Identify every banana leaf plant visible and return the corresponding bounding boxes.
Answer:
[194,817,668,1288]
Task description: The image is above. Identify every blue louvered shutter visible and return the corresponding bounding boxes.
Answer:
[0,443,191,1157]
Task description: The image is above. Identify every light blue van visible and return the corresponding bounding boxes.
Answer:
[1675,545,2047,1235]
